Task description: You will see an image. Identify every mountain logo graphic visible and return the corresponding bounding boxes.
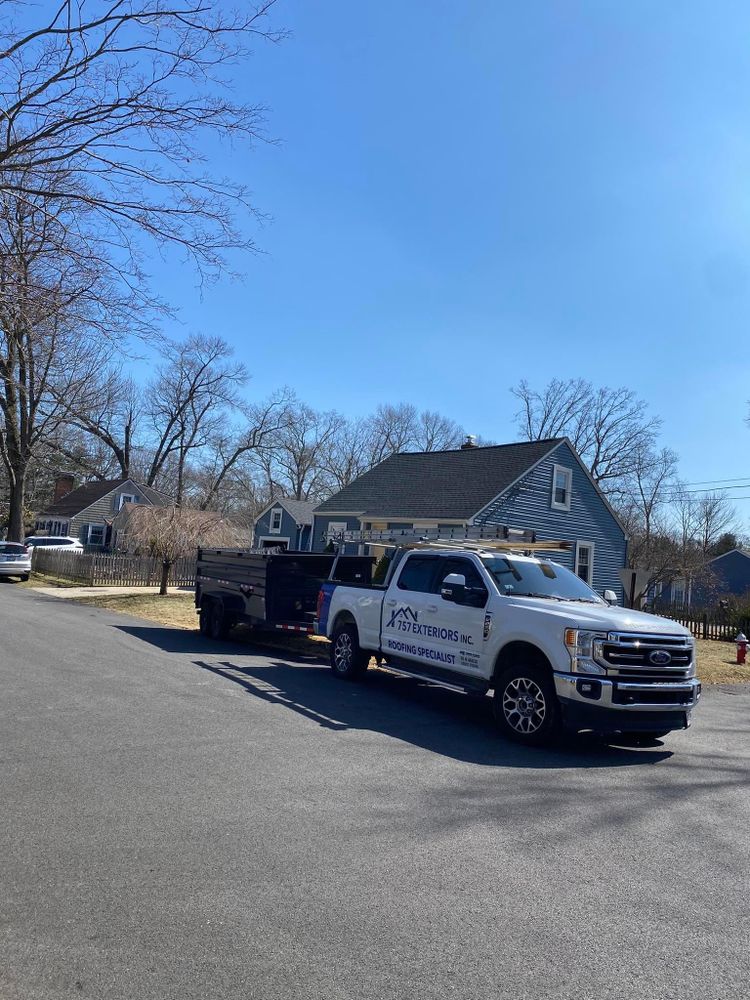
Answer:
[386,605,419,628]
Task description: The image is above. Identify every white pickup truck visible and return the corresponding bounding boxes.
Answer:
[316,544,700,745]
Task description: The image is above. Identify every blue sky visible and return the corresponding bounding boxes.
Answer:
[152,1,750,508]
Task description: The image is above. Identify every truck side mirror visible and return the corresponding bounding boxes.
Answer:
[603,589,618,606]
[441,573,466,603]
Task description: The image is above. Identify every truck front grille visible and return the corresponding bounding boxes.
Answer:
[599,632,693,674]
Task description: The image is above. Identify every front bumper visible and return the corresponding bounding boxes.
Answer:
[554,672,701,734]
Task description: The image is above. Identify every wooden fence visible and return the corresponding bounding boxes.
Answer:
[656,606,750,642]
[32,548,195,588]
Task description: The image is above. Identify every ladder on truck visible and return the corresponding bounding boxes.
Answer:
[327,525,573,555]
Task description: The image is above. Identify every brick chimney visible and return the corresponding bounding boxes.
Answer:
[53,473,75,502]
[460,435,478,450]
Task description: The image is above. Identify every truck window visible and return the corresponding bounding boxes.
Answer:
[396,555,439,593]
[434,558,488,608]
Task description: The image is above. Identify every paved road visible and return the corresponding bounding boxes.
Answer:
[1,585,749,1000]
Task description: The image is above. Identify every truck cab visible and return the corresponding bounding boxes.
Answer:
[318,542,700,745]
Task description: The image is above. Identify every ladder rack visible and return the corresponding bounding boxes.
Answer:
[326,526,572,555]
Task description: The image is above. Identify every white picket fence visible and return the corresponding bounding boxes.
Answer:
[32,548,195,587]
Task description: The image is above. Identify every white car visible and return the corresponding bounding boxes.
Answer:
[24,536,85,554]
[0,542,32,581]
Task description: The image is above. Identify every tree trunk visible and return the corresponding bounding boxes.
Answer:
[159,560,171,596]
[6,477,26,542]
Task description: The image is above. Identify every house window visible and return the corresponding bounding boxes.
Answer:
[118,494,136,509]
[551,465,572,511]
[575,542,594,585]
[325,521,348,544]
[270,509,283,534]
[672,579,687,606]
[86,524,105,546]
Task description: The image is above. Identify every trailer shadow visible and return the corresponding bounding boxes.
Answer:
[112,624,326,661]
[191,657,673,770]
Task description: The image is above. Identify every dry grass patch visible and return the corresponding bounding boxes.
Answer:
[72,592,197,629]
[695,639,750,684]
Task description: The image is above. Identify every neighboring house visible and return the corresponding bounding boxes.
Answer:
[660,549,750,608]
[252,499,315,551]
[34,476,174,549]
[312,437,628,600]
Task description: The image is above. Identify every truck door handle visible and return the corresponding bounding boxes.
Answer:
[386,599,396,607]
[426,604,438,613]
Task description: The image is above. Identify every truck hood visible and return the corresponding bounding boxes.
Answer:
[504,597,690,636]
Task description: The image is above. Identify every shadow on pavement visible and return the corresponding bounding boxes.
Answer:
[113,624,325,661]
[191,657,674,770]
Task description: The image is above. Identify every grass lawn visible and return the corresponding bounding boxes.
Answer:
[67,592,750,683]
[695,639,750,685]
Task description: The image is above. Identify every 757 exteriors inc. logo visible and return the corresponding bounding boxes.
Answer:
[386,605,419,628]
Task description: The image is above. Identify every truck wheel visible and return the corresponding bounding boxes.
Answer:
[20,574,29,582]
[209,602,229,641]
[493,664,560,745]
[330,623,369,680]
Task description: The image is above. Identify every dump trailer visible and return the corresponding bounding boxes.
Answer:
[196,548,374,640]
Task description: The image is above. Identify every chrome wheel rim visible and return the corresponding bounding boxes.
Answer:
[502,676,546,734]
[334,633,353,672]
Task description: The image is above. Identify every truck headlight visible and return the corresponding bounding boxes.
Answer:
[564,628,607,674]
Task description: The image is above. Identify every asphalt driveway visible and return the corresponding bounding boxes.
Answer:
[1,585,748,999]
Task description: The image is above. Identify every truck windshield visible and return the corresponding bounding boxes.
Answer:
[481,556,605,604]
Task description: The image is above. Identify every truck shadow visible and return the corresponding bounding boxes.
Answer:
[191,658,673,770]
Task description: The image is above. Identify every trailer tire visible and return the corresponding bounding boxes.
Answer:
[209,602,229,641]
[198,603,211,636]
[493,663,560,746]
[330,623,369,680]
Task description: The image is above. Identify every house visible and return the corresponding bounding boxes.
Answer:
[661,549,750,608]
[34,475,174,549]
[312,437,628,599]
[252,498,315,551]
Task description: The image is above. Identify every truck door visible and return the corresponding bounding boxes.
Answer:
[382,554,442,668]
[429,557,490,677]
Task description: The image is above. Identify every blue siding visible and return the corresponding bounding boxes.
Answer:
[475,442,627,601]
[311,514,362,552]
[685,550,750,605]
[254,505,311,550]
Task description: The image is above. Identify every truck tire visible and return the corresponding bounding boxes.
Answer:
[209,602,229,641]
[493,663,560,746]
[330,623,369,680]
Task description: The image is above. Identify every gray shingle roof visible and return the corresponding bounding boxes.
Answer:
[277,499,316,525]
[39,479,174,518]
[314,439,563,520]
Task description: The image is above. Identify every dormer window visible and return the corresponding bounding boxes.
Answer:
[270,509,283,534]
[551,465,572,512]
[118,493,135,509]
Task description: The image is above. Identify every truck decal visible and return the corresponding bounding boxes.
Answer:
[386,638,456,665]
[386,606,419,627]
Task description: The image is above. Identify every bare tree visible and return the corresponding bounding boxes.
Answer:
[52,367,140,478]
[511,378,660,492]
[259,402,339,501]
[194,392,292,511]
[118,503,245,594]
[0,1,283,281]
[0,174,139,539]
[694,492,737,556]
[145,333,247,503]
